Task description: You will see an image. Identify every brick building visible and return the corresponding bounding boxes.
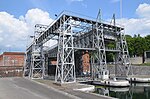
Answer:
[0,52,25,77]
[47,51,90,76]
[82,51,90,74]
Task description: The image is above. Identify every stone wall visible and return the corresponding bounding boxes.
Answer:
[130,57,143,64]
[108,65,150,75]
[0,66,23,77]
[145,58,150,63]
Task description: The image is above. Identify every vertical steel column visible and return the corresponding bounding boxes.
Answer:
[116,30,132,77]
[23,50,31,77]
[29,43,45,79]
[30,43,41,78]
[91,10,107,79]
[120,31,133,76]
[41,44,45,78]
[55,15,76,83]
[94,25,107,79]
[116,36,124,76]
[26,24,47,79]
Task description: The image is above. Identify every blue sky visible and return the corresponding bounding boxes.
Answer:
[0,0,150,52]
[0,0,149,19]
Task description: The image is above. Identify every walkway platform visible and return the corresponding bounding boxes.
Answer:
[34,79,116,99]
[90,79,130,87]
[127,75,150,83]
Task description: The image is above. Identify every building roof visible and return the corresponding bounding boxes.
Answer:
[1,52,25,56]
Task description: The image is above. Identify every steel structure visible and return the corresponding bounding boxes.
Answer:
[24,11,132,83]
[24,24,48,79]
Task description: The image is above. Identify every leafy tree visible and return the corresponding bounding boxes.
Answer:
[125,35,134,57]
[145,35,150,50]
[126,34,149,57]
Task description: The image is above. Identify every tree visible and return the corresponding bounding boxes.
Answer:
[125,35,134,57]
[145,35,150,50]
[133,34,147,56]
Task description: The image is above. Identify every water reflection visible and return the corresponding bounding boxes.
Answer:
[94,83,150,99]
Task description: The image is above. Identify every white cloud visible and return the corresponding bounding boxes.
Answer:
[0,8,53,52]
[136,3,150,18]
[116,3,150,37]
[24,8,53,26]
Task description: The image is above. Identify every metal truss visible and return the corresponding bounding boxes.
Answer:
[23,50,31,77]
[115,30,133,77]
[30,44,44,79]
[24,11,132,82]
[34,24,48,38]
[92,26,107,79]
[55,15,76,83]
[91,11,107,79]
[24,24,47,79]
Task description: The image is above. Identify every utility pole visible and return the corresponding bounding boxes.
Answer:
[120,0,122,19]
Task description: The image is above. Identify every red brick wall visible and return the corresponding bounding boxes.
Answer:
[82,51,90,73]
[0,55,3,66]
[0,52,25,66]
[49,52,91,74]
[0,52,25,77]
[3,55,25,66]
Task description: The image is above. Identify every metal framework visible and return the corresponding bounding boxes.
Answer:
[91,10,107,79]
[24,24,47,79]
[55,16,76,83]
[24,11,132,83]
[115,30,132,77]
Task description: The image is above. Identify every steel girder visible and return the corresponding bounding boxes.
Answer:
[91,24,107,79]
[23,50,32,77]
[30,44,44,79]
[24,11,132,82]
[24,24,47,79]
[115,30,133,77]
[55,15,76,83]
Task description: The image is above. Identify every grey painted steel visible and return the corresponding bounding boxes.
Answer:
[55,15,76,83]
[115,31,133,77]
[24,11,132,83]
[24,24,48,79]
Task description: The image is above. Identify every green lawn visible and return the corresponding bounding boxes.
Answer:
[133,63,150,66]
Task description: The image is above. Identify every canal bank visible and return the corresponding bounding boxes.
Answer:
[34,79,117,99]
[108,65,150,75]
[94,83,150,99]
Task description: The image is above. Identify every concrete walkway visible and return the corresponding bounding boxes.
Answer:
[0,77,115,99]
[0,77,78,99]
[34,79,116,99]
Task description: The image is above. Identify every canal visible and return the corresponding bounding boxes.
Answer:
[94,83,150,99]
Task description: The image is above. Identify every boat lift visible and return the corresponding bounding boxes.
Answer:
[24,10,133,85]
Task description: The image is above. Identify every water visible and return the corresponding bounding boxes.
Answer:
[94,83,150,99]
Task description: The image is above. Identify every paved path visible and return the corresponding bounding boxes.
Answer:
[0,77,115,99]
[0,77,78,99]
[35,79,115,99]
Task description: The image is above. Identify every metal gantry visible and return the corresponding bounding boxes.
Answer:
[91,11,107,79]
[24,11,132,83]
[115,30,132,77]
[55,16,76,83]
[24,24,48,79]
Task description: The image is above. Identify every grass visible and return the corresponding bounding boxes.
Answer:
[133,63,150,66]
[95,85,105,89]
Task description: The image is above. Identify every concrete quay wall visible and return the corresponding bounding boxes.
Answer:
[108,65,150,75]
